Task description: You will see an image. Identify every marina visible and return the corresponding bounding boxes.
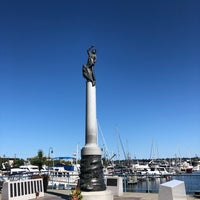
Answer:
[47,156,80,190]
[2,169,200,195]
[1,1,200,199]
[1,157,200,200]
[1,157,200,194]
[124,171,200,194]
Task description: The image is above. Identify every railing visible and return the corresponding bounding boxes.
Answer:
[114,171,200,194]
[7,173,33,181]
[48,173,79,190]
[1,178,44,200]
[48,171,200,194]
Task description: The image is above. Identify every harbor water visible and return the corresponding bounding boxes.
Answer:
[125,171,200,194]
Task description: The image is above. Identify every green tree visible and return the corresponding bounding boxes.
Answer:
[30,149,46,170]
[13,159,25,168]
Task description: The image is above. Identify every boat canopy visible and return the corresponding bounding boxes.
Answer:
[53,156,75,160]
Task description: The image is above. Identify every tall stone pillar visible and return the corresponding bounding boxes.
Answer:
[80,46,106,191]
[82,82,101,155]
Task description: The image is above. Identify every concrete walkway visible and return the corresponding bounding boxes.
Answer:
[0,190,198,200]
[34,189,198,200]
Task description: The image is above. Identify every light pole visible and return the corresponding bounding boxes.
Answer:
[48,147,54,189]
[48,147,54,170]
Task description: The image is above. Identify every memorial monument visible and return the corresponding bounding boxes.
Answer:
[80,46,113,200]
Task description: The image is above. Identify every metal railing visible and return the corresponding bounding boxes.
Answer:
[119,172,200,194]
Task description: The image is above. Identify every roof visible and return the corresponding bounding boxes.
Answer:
[53,156,75,160]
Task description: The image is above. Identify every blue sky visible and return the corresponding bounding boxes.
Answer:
[0,0,199,160]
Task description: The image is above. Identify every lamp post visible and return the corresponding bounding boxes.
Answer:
[48,147,54,170]
[48,147,54,189]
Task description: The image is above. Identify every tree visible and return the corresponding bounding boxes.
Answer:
[13,159,24,168]
[30,149,46,171]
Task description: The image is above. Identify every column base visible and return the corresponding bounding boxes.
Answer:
[82,190,113,200]
[81,145,101,155]
[80,154,106,191]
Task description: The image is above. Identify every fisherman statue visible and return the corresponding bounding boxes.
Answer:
[82,45,97,86]
[80,46,107,192]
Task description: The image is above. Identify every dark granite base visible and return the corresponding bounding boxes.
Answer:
[80,155,106,191]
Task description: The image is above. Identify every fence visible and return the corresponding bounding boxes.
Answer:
[121,172,200,194]
[1,178,44,200]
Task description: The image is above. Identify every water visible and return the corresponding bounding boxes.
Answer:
[125,171,200,194]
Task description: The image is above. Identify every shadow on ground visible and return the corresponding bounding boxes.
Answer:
[46,191,70,199]
[114,197,142,200]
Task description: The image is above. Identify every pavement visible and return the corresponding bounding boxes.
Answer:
[34,189,199,200]
[0,189,199,200]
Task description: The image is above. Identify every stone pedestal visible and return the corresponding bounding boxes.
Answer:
[82,190,113,200]
[106,176,123,196]
[1,178,44,200]
[158,180,187,200]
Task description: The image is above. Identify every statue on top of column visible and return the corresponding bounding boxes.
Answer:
[82,45,97,86]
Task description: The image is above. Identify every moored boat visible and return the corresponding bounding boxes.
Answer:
[48,156,80,190]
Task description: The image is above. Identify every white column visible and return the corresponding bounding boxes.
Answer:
[81,81,101,155]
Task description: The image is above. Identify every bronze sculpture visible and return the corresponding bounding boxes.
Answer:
[80,46,106,192]
[82,45,97,86]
